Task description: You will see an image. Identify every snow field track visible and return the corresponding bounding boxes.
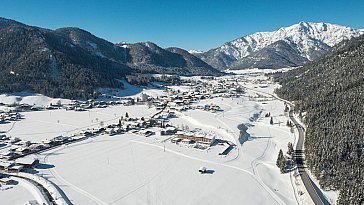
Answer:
[131,139,286,205]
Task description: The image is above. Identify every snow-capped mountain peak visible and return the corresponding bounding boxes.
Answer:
[225,22,364,59]
[188,49,204,54]
[196,22,364,69]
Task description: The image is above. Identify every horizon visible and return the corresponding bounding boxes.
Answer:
[1,0,364,51]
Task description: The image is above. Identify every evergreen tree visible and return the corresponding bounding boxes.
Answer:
[271,34,364,204]
[276,149,286,173]
[287,142,294,156]
[118,119,122,128]
[284,104,289,112]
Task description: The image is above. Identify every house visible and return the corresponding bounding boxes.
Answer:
[25,200,39,205]
[7,164,23,173]
[175,131,216,146]
[167,112,176,118]
[138,93,150,102]
[0,177,14,185]
[160,127,177,135]
[42,139,52,146]
[16,146,31,154]
[29,143,45,151]
[15,158,39,168]
[139,130,155,137]
[0,134,9,141]
[0,161,14,170]
[109,128,123,136]
[1,151,18,160]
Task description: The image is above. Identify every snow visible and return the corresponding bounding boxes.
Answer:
[31,135,272,204]
[95,51,105,58]
[86,41,98,49]
[2,104,154,142]
[0,176,44,205]
[0,92,70,107]
[214,22,364,61]
[99,79,143,98]
[0,70,319,204]
[188,50,204,54]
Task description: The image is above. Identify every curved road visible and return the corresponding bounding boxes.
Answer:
[240,83,329,205]
[289,110,330,205]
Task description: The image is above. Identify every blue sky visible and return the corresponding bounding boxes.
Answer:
[1,0,363,51]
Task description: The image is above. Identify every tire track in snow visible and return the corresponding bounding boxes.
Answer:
[251,137,272,175]
[44,144,108,205]
[131,139,286,205]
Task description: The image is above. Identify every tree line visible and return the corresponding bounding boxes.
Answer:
[271,35,364,204]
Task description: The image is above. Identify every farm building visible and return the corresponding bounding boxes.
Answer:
[15,158,39,168]
[175,131,215,146]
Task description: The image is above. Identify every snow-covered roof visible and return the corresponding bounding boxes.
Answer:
[15,157,38,165]
[0,160,14,168]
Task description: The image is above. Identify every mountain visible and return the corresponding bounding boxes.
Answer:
[188,50,204,54]
[0,17,221,98]
[0,18,130,98]
[55,27,129,63]
[116,42,221,76]
[230,40,310,69]
[272,34,364,205]
[195,22,364,70]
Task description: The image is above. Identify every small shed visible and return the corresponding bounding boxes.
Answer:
[198,166,207,174]
[139,130,155,137]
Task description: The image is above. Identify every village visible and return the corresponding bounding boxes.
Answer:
[0,75,251,192]
[0,70,300,205]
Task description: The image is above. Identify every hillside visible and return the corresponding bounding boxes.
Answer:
[195,22,364,70]
[117,42,221,76]
[0,17,221,98]
[272,34,364,205]
[0,20,128,98]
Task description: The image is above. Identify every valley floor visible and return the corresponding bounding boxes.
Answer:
[0,69,302,205]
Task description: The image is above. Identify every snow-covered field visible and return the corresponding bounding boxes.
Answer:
[2,105,154,143]
[0,176,47,205]
[0,71,303,205]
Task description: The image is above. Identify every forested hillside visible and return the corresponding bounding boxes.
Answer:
[273,35,364,204]
[117,42,221,76]
[0,17,221,99]
[0,18,128,98]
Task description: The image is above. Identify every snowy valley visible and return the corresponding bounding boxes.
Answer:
[0,70,327,205]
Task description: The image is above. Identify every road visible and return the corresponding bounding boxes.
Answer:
[240,83,329,205]
[289,110,330,205]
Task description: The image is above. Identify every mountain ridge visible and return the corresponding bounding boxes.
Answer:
[194,21,364,69]
[0,17,221,98]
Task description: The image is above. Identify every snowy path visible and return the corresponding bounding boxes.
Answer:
[10,176,50,205]
[131,139,286,205]
[44,143,108,205]
[240,82,301,205]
